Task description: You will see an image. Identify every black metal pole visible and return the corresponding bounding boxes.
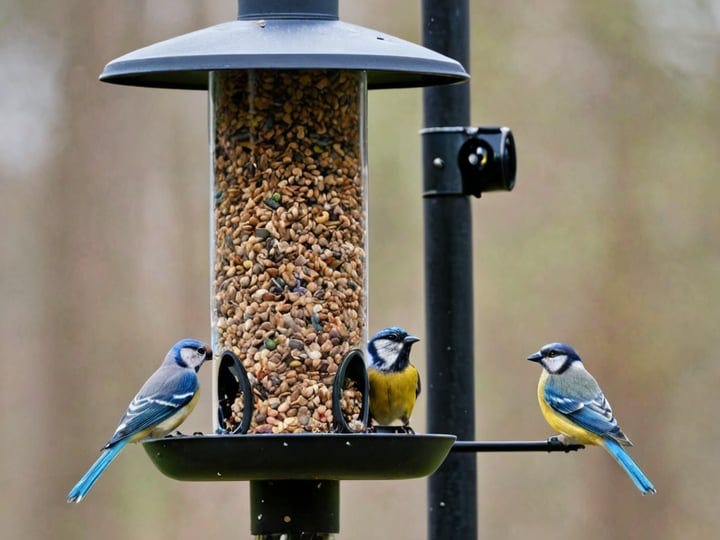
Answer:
[422,1,476,540]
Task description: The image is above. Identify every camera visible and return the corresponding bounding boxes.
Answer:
[458,127,516,196]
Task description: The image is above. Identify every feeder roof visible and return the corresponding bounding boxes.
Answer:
[99,1,469,90]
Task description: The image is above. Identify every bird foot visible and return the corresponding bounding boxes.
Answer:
[367,425,414,434]
[547,434,576,445]
[547,433,583,452]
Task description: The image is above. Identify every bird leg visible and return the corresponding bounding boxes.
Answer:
[548,434,579,446]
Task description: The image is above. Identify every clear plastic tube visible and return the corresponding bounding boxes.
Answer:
[210,70,368,433]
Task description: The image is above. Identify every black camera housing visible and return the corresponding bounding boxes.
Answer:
[421,126,516,198]
[458,127,516,196]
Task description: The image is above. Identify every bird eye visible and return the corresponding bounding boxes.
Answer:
[547,350,556,358]
[197,347,207,356]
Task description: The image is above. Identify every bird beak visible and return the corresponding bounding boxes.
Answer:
[527,351,542,362]
[204,346,213,361]
[404,335,420,345]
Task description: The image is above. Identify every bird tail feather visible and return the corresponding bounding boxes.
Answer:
[603,438,656,495]
[67,440,128,503]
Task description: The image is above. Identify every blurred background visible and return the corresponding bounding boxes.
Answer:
[1,1,718,538]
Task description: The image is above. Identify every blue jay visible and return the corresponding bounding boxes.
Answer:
[528,342,656,495]
[367,327,421,431]
[67,339,211,503]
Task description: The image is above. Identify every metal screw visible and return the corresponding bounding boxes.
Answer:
[432,157,445,169]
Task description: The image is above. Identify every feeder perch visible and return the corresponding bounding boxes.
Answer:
[100,0,467,536]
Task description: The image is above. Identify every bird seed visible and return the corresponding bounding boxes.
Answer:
[211,70,367,433]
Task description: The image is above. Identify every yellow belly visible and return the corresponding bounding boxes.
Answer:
[368,366,419,425]
[537,372,602,446]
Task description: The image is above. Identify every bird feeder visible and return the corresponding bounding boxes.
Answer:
[100,0,466,536]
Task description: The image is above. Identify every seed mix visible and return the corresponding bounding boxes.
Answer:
[212,70,367,433]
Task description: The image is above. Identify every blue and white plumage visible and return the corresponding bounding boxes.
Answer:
[528,342,656,495]
[67,339,211,503]
[367,326,421,429]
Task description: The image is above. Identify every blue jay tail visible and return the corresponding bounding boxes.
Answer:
[603,438,656,495]
[67,440,128,503]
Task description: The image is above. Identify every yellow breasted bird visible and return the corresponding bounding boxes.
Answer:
[367,327,421,431]
[528,342,656,495]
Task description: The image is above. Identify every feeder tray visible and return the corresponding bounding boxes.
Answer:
[143,432,456,481]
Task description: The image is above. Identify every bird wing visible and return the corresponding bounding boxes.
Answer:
[104,366,198,448]
[543,370,621,438]
[413,365,421,398]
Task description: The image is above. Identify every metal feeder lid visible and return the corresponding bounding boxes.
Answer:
[99,0,469,90]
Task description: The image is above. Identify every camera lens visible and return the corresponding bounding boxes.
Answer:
[458,128,515,194]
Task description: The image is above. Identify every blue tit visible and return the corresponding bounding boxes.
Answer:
[528,342,656,495]
[67,339,211,503]
[367,327,421,430]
